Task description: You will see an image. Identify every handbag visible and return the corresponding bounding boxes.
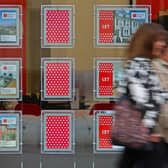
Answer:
[113,96,150,149]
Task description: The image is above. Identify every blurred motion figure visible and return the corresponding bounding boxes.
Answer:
[152,36,168,168]
[118,23,168,168]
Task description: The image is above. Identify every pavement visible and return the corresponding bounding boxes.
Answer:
[0,144,122,168]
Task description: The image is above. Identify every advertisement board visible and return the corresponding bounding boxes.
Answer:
[0,58,22,101]
[93,110,124,153]
[94,58,124,100]
[41,5,75,48]
[41,58,75,101]
[94,5,149,47]
[0,111,22,154]
[0,5,22,47]
[41,110,75,154]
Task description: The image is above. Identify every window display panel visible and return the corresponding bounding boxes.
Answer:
[41,58,75,101]
[93,110,124,153]
[94,58,124,100]
[41,5,75,48]
[94,5,150,47]
[41,110,75,154]
[0,5,22,48]
[0,58,22,101]
[0,111,22,154]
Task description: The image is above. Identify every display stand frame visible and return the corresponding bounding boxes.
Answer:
[0,58,22,101]
[0,5,22,48]
[41,5,75,48]
[0,110,22,154]
[93,110,124,154]
[93,57,124,101]
[41,110,75,155]
[94,5,151,48]
[41,57,75,102]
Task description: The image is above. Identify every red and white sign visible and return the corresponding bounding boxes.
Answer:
[45,115,71,150]
[45,62,70,97]
[131,12,146,19]
[46,9,70,44]
[1,65,16,71]
[2,12,16,19]
[1,117,16,125]
[98,62,113,97]
[98,115,113,149]
[99,10,113,43]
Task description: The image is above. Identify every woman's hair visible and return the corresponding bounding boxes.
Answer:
[128,23,167,59]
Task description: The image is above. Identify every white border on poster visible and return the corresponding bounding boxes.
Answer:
[93,110,124,154]
[0,110,22,154]
[0,58,22,101]
[41,5,75,48]
[0,5,22,48]
[94,5,151,48]
[41,57,75,101]
[93,57,125,101]
[41,110,75,154]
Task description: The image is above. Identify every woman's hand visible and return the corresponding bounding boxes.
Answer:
[149,133,162,142]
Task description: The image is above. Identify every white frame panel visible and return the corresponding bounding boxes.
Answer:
[41,110,75,154]
[41,57,75,101]
[0,5,22,48]
[93,57,124,101]
[0,110,22,154]
[94,5,151,48]
[41,5,75,48]
[93,110,124,154]
[0,58,22,101]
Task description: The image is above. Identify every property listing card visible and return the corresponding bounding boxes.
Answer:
[0,59,22,100]
[0,5,22,47]
[95,5,149,47]
[0,111,21,153]
[94,110,124,153]
[94,110,114,153]
[95,58,124,99]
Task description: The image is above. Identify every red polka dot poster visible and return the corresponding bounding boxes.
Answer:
[46,115,70,150]
[41,5,74,48]
[41,58,75,101]
[41,110,75,154]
